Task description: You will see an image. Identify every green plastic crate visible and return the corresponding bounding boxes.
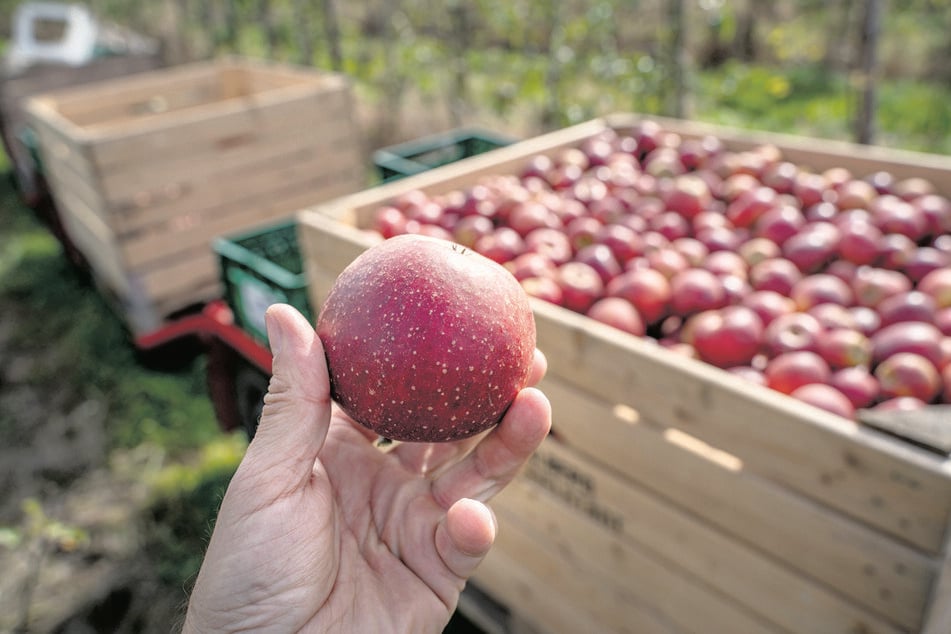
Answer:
[214,220,312,345]
[373,127,515,183]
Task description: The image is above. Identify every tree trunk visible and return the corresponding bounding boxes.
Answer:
[540,2,564,130]
[665,0,687,118]
[258,0,277,58]
[322,0,344,72]
[292,0,314,65]
[854,0,882,145]
[446,1,472,126]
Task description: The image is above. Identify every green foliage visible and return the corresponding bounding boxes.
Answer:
[141,436,245,586]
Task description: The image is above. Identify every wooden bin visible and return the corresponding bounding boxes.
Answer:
[297,114,951,634]
[25,57,365,337]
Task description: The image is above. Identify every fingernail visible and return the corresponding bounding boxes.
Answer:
[265,306,285,356]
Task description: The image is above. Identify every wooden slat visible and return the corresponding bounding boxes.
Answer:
[92,84,352,182]
[541,374,933,630]
[528,432,914,633]
[492,482,784,634]
[473,539,621,634]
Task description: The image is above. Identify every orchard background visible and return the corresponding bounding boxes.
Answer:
[2,0,951,630]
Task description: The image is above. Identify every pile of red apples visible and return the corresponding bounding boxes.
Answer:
[370,120,951,421]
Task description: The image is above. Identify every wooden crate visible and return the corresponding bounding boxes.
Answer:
[24,56,365,336]
[1,51,163,205]
[296,114,951,634]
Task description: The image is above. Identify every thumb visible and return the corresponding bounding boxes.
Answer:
[240,303,332,487]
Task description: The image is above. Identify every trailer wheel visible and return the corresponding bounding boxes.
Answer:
[235,363,270,440]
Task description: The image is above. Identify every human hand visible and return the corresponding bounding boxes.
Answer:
[182,303,551,633]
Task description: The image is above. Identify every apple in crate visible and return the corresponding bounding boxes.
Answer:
[316,234,536,443]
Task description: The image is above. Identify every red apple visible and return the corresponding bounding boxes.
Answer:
[524,227,573,265]
[849,305,882,337]
[837,219,883,266]
[918,268,951,308]
[586,297,646,336]
[783,221,840,273]
[474,227,526,264]
[727,365,767,386]
[816,328,872,369]
[650,210,692,241]
[316,233,535,442]
[871,321,944,368]
[875,352,941,403]
[793,171,830,208]
[761,161,799,194]
[851,266,912,308]
[704,250,748,280]
[789,384,856,420]
[508,200,562,237]
[904,247,950,284]
[935,307,951,336]
[738,237,781,267]
[914,194,951,236]
[646,247,690,279]
[595,223,644,264]
[575,243,622,284]
[789,274,854,311]
[765,350,831,395]
[505,251,558,282]
[557,261,605,314]
[836,179,878,211]
[660,173,713,219]
[688,306,764,368]
[763,312,824,357]
[749,257,802,296]
[876,232,918,270]
[669,268,728,316]
[452,214,495,248]
[373,205,410,238]
[871,195,928,242]
[726,186,779,228]
[877,290,938,327]
[671,237,710,267]
[696,225,745,253]
[755,204,806,246]
[873,396,927,411]
[606,268,672,325]
[520,276,564,305]
[741,290,796,327]
[808,303,859,331]
[565,216,604,252]
[830,366,880,409]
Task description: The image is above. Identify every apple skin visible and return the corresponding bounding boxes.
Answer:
[557,261,605,313]
[316,234,536,442]
[687,306,764,369]
[789,383,856,420]
[765,351,831,395]
[918,267,951,308]
[816,328,872,370]
[830,366,880,409]
[605,268,672,325]
[763,312,823,357]
[876,290,937,328]
[874,352,942,403]
[669,268,728,316]
[586,297,646,336]
[870,321,944,368]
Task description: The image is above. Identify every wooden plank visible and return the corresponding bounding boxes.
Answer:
[473,540,619,634]
[90,83,352,176]
[118,157,363,270]
[541,374,933,630]
[531,298,951,553]
[525,433,914,633]
[491,486,783,634]
[96,96,354,214]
